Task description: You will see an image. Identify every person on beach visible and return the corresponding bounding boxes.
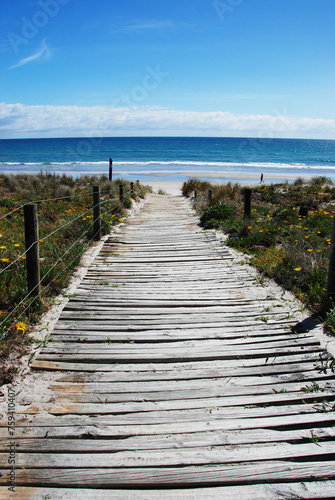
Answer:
[260,173,264,183]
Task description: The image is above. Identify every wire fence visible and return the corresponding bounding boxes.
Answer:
[0,182,136,341]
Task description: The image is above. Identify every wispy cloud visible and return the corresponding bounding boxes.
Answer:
[0,102,334,139]
[109,19,193,35]
[8,39,51,70]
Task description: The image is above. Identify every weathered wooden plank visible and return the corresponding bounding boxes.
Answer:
[50,327,304,342]
[2,482,335,500]
[49,332,312,345]
[30,351,322,371]
[48,391,335,413]
[2,411,335,438]
[51,319,300,332]
[41,337,320,355]
[2,442,335,469]
[49,377,335,395]
[34,346,322,363]
[56,313,291,325]
[63,300,265,309]
[1,461,334,487]
[54,365,329,383]
[2,427,335,452]
[15,398,335,420]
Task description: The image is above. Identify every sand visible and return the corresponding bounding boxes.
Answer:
[144,180,184,196]
[141,172,312,196]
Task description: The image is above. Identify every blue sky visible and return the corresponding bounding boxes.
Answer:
[0,0,334,138]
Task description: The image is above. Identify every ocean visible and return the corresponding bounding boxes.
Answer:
[0,137,335,184]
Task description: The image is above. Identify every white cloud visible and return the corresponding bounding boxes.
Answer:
[8,39,51,70]
[0,102,334,139]
[110,19,182,34]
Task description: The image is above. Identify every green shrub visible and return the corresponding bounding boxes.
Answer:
[123,198,133,209]
[200,203,235,228]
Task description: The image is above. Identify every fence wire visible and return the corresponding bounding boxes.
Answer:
[0,196,121,275]
[0,184,135,339]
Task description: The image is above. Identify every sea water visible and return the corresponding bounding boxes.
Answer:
[0,137,335,184]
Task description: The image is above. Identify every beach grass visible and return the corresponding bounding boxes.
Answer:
[0,172,151,376]
[183,177,335,333]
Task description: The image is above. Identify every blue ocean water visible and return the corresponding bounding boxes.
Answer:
[0,137,335,184]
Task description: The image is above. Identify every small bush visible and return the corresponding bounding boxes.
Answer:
[182,178,212,197]
[310,176,332,186]
[294,177,305,186]
[200,203,235,228]
[123,198,132,209]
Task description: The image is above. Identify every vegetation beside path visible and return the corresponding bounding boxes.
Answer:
[0,172,151,379]
[183,177,335,334]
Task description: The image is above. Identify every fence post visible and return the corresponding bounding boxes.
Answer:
[24,203,40,297]
[208,190,213,203]
[130,182,134,193]
[109,158,113,181]
[194,190,197,200]
[93,186,101,241]
[244,188,252,220]
[299,206,308,217]
[327,214,335,297]
[119,183,124,204]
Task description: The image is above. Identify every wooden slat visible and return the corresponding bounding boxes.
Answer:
[1,461,334,487]
[2,427,335,452]
[2,442,335,469]
[2,482,335,500]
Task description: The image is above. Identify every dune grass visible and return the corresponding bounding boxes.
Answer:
[183,177,335,333]
[0,172,151,373]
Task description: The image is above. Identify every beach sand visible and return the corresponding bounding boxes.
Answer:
[142,171,311,196]
[144,180,184,196]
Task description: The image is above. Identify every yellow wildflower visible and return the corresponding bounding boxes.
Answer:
[294,268,302,271]
[15,322,26,332]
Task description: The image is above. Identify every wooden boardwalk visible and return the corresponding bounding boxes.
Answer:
[1,193,335,499]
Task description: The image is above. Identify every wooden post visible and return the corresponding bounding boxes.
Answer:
[194,190,197,200]
[119,183,124,204]
[327,214,335,297]
[109,158,113,181]
[93,186,101,241]
[130,182,134,193]
[24,203,40,297]
[299,206,308,217]
[244,188,252,220]
[208,190,213,203]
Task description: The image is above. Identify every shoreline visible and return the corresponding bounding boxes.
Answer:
[142,172,313,196]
